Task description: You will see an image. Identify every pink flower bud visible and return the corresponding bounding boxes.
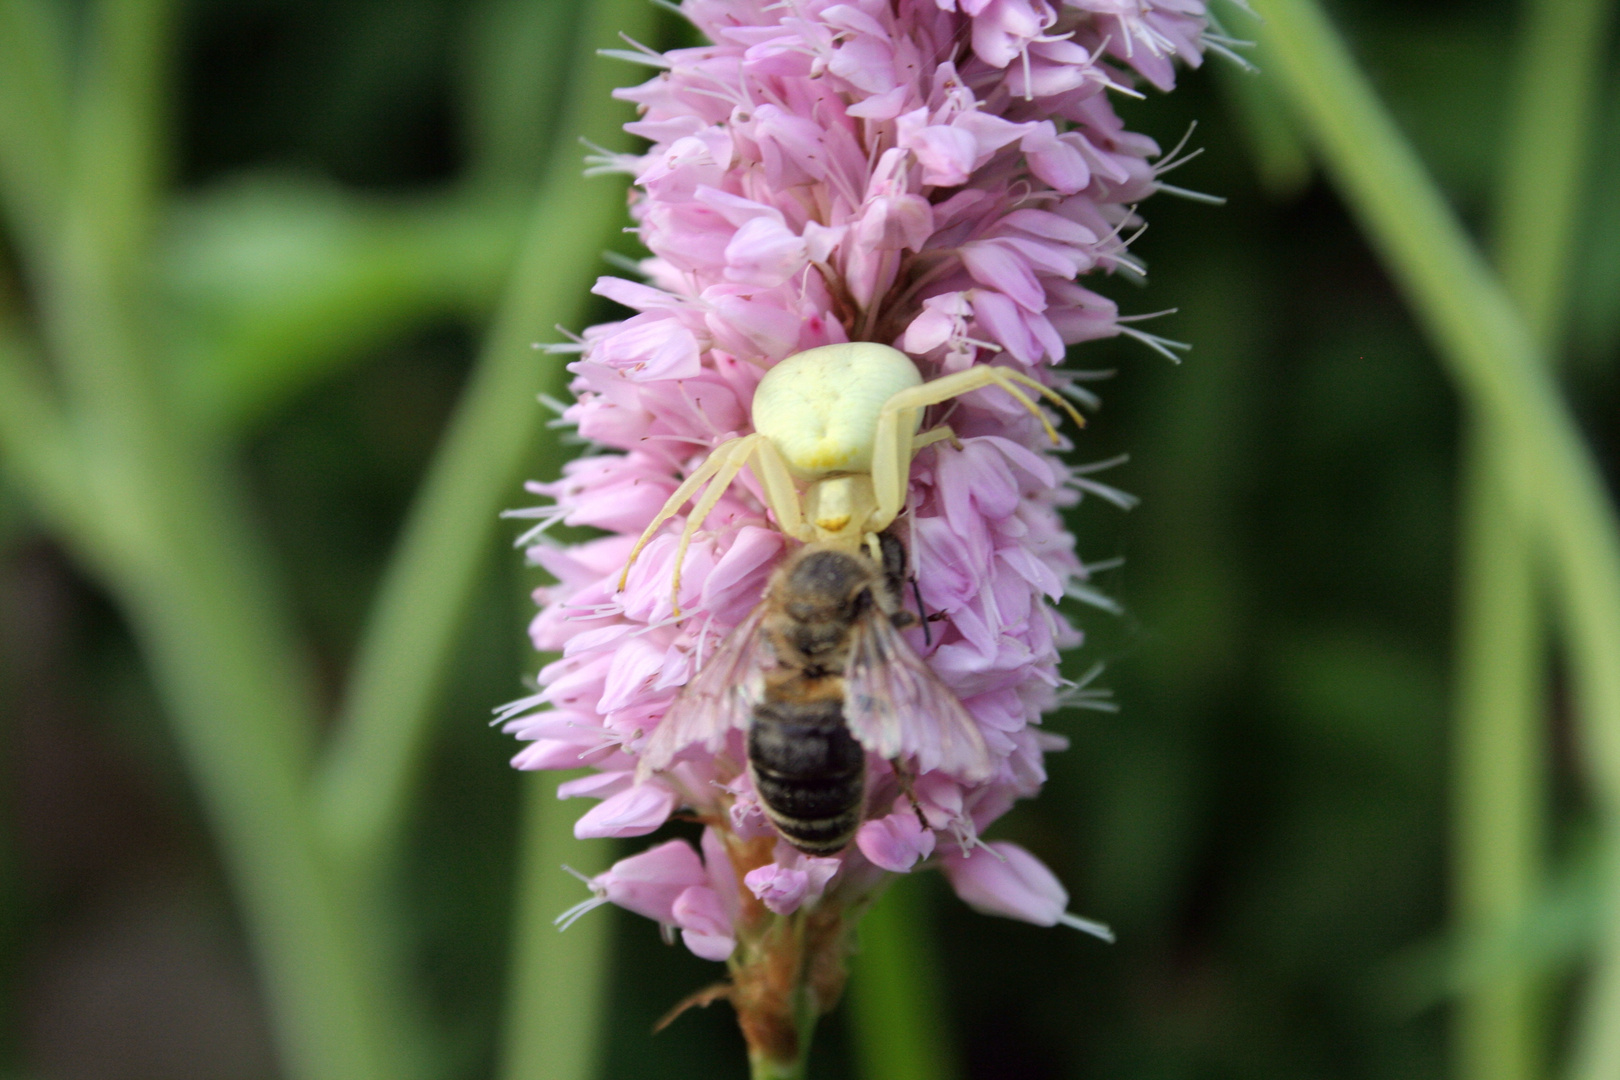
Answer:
[744,854,842,916]
[595,839,708,924]
[856,809,937,872]
[673,886,736,961]
[942,841,1112,940]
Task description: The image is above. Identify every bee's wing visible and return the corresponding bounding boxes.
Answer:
[635,602,772,781]
[843,612,995,783]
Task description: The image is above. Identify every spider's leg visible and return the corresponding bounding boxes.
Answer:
[750,437,809,541]
[880,366,1085,449]
[984,368,1087,439]
[869,402,923,534]
[668,434,762,615]
[619,435,748,593]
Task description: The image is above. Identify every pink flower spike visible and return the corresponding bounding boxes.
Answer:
[942,841,1113,941]
[504,0,1212,1062]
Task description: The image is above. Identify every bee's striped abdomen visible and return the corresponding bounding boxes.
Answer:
[747,695,865,855]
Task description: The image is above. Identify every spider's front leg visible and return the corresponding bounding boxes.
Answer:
[620,433,817,615]
[869,366,1087,529]
[619,434,761,610]
[748,436,809,542]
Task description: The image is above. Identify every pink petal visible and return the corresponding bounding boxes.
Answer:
[594,315,703,381]
[574,782,679,838]
[960,240,1045,311]
[557,770,633,801]
[724,216,808,287]
[744,864,810,915]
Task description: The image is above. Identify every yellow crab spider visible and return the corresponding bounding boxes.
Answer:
[619,342,1085,611]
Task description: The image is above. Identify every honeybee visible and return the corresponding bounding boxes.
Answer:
[636,532,995,854]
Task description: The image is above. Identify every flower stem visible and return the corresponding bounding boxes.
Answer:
[315,0,657,873]
[748,991,816,1080]
[0,331,105,564]
[1493,0,1615,339]
[749,1047,811,1080]
[1453,1,1614,1079]
[1251,4,1620,1079]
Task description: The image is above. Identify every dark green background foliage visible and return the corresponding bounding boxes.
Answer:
[1,0,1617,1078]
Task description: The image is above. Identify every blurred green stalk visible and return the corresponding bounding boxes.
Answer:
[499,772,616,1080]
[314,3,656,1078]
[1455,1,1613,1079]
[1452,442,1548,1080]
[0,0,69,269]
[848,876,961,1080]
[1492,0,1613,341]
[315,0,655,876]
[0,0,411,1077]
[4,0,669,1076]
[1251,5,1620,1080]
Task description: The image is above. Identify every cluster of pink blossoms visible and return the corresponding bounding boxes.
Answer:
[503,0,1213,980]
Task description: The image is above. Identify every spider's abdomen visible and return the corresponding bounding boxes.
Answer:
[749,343,923,480]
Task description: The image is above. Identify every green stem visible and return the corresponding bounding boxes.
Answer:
[11,2,407,1078]
[113,480,404,1080]
[315,0,656,872]
[1494,0,1615,333]
[498,772,616,1080]
[1452,430,1547,1080]
[749,986,817,1080]
[1453,1,1612,1077]
[37,264,404,1080]
[0,0,70,266]
[1251,4,1620,1079]
[1245,0,1620,807]
[0,330,107,564]
[750,1049,810,1080]
[847,876,961,1080]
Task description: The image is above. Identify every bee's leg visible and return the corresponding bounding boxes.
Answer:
[668,434,763,615]
[874,530,911,621]
[910,576,931,647]
[891,757,928,831]
[750,436,809,540]
[619,435,747,593]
